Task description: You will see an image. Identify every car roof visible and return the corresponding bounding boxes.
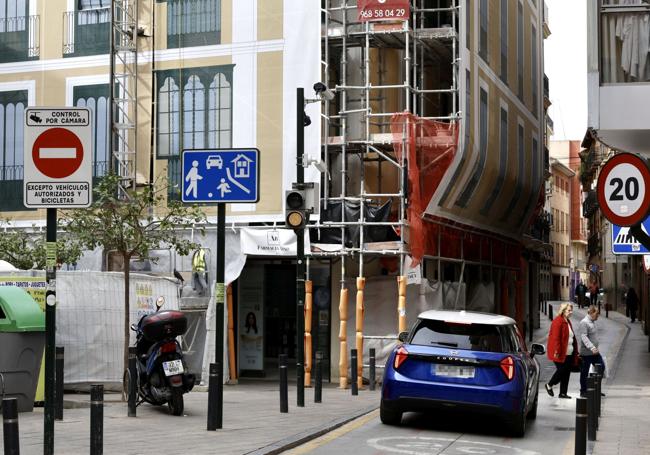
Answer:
[417,310,516,326]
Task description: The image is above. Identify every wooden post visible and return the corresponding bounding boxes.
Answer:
[226,284,237,382]
[339,288,349,388]
[398,276,407,333]
[304,280,313,387]
[356,277,365,390]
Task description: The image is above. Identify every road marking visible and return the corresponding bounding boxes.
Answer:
[366,436,540,455]
[282,409,379,454]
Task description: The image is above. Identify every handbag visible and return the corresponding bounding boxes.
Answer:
[571,354,582,373]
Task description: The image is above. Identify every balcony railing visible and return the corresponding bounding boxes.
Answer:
[583,190,599,218]
[600,3,650,83]
[544,74,549,100]
[0,15,39,63]
[63,8,110,56]
[0,165,28,212]
[167,0,221,48]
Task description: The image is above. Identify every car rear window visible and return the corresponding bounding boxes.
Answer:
[409,319,514,353]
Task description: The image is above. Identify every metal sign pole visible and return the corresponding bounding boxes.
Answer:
[44,208,57,455]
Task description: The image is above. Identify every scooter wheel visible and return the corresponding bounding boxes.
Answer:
[168,389,184,416]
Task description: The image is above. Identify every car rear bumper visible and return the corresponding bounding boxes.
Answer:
[382,374,524,415]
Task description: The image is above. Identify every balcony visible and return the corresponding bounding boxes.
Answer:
[582,190,598,218]
[587,232,601,257]
[63,8,110,57]
[0,165,29,212]
[0,15,39,63]
[167,0,221,48]
[588,1,650,153]
[543,74,550,109]
[543,1,551,38]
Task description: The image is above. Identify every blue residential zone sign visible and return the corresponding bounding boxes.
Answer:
[181,149,260,203]
[611,218,650,254]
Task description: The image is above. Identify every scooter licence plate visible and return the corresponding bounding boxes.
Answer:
[162,360,184,376]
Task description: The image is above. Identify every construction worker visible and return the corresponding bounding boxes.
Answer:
[192,248,208,296]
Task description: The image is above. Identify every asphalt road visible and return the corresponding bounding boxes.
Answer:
[284,308,626,455]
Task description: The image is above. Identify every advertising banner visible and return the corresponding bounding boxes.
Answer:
[238,266,264,372]
[357,0,410,22]
[240,228,311,256]
[0,277,47,310]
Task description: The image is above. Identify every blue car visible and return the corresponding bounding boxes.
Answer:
[381,310,546,436]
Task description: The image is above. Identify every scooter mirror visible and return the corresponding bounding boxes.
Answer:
[156,296,165,310]
[130,323,138,331]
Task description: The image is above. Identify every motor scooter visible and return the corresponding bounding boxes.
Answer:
[130,298,195,415]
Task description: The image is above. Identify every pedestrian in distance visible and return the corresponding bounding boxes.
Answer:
[545,303,579,399]
[588,281,599,307]
[626,286,639,323]
[579,305,606,398]
[575,280,587,309]
[191,248,208,297]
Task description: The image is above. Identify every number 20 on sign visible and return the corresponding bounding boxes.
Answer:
[597,152,650,226]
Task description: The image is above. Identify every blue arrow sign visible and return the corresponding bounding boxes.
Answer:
[612,218,650,254]
[181,149,259,203]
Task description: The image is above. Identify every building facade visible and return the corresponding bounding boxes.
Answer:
[548,157,573,301]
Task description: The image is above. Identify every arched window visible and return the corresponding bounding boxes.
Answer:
[208,73,231,148]
[74,84,110,177]
[183,75,205,149]
[0,89,28,210]
[158,76,181,157]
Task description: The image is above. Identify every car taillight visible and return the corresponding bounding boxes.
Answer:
[393,346,408,370]
[160,341,177,354]
[500,356,515,380]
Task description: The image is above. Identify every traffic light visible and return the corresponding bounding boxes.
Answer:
[285,189,307,229]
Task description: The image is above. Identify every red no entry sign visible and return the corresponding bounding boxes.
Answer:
[32,128,84,178]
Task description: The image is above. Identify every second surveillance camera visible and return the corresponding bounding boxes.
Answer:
[313,82,335,101]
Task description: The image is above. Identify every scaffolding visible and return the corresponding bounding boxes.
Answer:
[109,0,138,197]
[316,0,461,388]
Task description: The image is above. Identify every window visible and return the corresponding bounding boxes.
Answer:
[501,124,524,221]
[167,0,221,48]
[409,318,517,353]
[74,84,109,178]
[63,0,110,56]
[156,65,233,200]
[0,0,33,63]
[531,24,538,115]
[500,0,508,82]
[0,90,28,211]
[481,106,507,214]
[456,87,487,207]
[517,1,523,100]
[479,0,488,62]
[465,0,470,49]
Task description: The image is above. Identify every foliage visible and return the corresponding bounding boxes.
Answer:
[61,173,207,376]
[0,224,82,270]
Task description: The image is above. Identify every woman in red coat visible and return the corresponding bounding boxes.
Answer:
[545,303,578,399]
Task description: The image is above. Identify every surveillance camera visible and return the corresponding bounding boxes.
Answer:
[313,82,335,101]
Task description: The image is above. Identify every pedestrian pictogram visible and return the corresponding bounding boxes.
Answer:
[597,152,650,227]
[23,107,92,208]
[181,149,260,203]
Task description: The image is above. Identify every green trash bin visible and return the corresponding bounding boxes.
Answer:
[0,286,45,412]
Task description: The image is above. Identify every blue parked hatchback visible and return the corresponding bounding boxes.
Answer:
[381,310,546,436]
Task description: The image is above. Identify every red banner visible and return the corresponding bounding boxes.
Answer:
[357,0,410,22]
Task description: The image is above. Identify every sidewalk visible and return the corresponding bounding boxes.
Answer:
[0,381,379,455]
[591,310,650,455]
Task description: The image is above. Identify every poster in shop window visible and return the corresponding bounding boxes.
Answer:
[238,267,264,372]
[357,0,410,22]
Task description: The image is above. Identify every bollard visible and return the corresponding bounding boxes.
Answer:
[314,352,322,404]
[2,397,20,455]
[90,384,103,455]
[575,397,587,455]
[548,304,553,321]
[587,376,596,441]
[207,363,221,430]
[369,348,376,391]
[350,349,358,396]
[594,374,602,424]
[594,363,603,419]
[55,346,64,421]
[606,303,609,318]
[279,354,288,413]
[128,347,137,417]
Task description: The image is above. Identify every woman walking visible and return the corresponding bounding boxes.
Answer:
[545,303,578,399]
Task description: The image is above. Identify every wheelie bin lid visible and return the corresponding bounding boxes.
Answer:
[0,286,45,332]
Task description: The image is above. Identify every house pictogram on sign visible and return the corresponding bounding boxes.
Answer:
[231,154,253,178]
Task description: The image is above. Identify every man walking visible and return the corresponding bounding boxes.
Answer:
[579,305,605,398]
[626,286,639,323]
[575,280,587,309]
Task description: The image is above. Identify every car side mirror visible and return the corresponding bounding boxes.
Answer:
[398,331,409,343]
[530,343,545,357]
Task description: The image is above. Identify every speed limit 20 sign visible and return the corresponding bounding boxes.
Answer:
[597,152,650,226]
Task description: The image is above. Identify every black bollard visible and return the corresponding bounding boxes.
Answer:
[549,304,553,321]
[575,397,587,455]
[55,346,64,421]
[606,303,609,318]
[587,376,596,441]
[279,354,288,413]
[207,363,220,430]
[2,397,20,455]
[369,348,376,391]
[90,384,103,455]
[128,347,137,417]
[314,352,322,404]
[351,349,358,396]
[595,374,602,424]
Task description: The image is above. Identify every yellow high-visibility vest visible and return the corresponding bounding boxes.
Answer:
[192,249,206,272]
